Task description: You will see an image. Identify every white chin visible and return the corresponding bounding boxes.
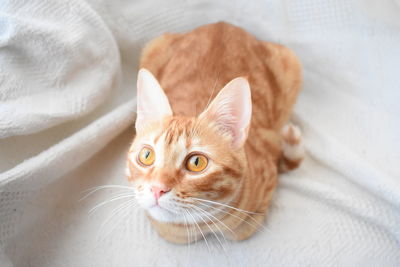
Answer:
[147,206,177,222]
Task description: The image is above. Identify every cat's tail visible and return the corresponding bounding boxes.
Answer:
[279,123,305,172]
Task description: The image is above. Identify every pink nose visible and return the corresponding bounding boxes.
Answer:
[151,186,170,201]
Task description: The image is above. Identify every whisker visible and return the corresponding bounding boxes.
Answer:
[98,199,137,232]
[189,204,231,254]
[189,71,221,140]
[187,203,236,238]
[190,70,221,139]
[192,205,237,267]
[174,202,234,243]
[204,70,221,112]
[189,205,225,252]
[191,198,270,234]
[184,210,211,254]
[82,184,134,193]
[195,201,263,233]
[191,197,263,215]
[89,193,136,214]
[97,199,137,243]
[79,185,134,201]
[182,212,191,267]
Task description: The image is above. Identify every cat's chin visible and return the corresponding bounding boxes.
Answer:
[147,205,179,223]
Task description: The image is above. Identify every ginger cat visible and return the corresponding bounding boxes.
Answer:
[126,22,304,243]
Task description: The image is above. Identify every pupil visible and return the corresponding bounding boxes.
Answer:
[194,156,199,166]
[145,150,150,159]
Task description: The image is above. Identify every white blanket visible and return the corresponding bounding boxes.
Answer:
[1,0,399,266]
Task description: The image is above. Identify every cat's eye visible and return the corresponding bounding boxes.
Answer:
[138,146,155,166]
[186,154,208,172]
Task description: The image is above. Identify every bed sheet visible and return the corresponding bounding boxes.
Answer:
[1,0,399,266]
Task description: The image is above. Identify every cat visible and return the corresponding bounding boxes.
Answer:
[126,22,304,243]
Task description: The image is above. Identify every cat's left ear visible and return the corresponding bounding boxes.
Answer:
[135,68,172,132]
[199,77,252,149]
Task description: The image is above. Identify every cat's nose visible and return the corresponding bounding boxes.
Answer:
[151,185,171,201]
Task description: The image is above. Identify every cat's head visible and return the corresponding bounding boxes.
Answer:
[127,69,252,223]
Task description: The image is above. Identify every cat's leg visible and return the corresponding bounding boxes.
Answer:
[279,123,305,172]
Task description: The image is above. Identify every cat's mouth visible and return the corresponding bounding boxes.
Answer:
[149,203,165,210]
[149,204,163,211]
[149,202,177,214]
[147,204,178,222]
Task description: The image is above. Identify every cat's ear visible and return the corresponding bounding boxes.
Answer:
[199,77,252,149]
[135,68,172,132]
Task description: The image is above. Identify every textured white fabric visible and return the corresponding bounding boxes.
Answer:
[0,0,120,138]
[1,0,400,266]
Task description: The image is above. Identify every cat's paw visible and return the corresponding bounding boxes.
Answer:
[279,123,305,172]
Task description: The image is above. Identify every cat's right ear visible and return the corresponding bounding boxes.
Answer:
[135,68,172,132]
[199,77,252,149]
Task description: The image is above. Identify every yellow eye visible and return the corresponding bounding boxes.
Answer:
[138,146,155,166]
[186,154,208,172]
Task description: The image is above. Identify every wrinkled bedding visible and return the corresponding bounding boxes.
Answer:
[0,0,399,266]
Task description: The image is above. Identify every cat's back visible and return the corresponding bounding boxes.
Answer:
[140,22,301,129]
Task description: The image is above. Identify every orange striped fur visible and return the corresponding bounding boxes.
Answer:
[127,22,304,243]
